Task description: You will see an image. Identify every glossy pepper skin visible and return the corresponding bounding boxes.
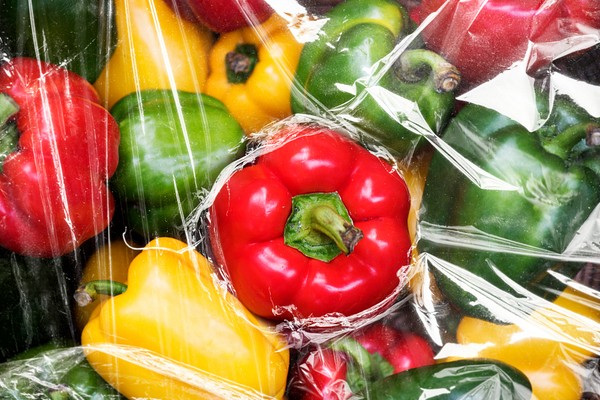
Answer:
[0,251,76,362]
[93,0,213,109]
[291,0,460,156]
[0,0,117,83]
[445,286,600,400]
[165,0,273,33]
[418,96,600,323]
[365,359,533,400]
[209,125,412,320]
[79,237,290,399]
[288,323,435,399]
[110,89,245,240]
[206,14,303,135]
[2,342,124,399]
[0,57,120,257]
[412,0,600,88]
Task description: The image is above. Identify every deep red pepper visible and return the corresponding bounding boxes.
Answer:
[0,57,120,257]
[412,0,599,87]
[288,323,435,399]
[208,125,412,320]
[165,0,273,33]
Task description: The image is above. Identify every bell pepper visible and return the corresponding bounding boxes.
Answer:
[0,57,120,257]
[1,342,125,399]
[205,14,303,135]
[77,237,290,399]
[208,124,412,320]
[418,95,600,323]
[110,89,245,240]
[164,0,273,33]
[93,0,213,109]
[291,0,460,156]
[436,286,600,400]
[0,250,76,362]
[0,0,117,83]
[364,358,533,400]
[412,0,600,88]
[288,323,435,399]
[74,240,140,332]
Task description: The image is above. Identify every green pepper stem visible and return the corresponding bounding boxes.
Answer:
[311,205,363,254]
[225,44,259,84]
[396,49,461,93]
[284,192,363,262]
[74,280,128,307]
[0,93,19,126]
[543,122,600,159]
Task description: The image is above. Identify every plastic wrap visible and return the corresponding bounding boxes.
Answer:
[0,0,599,398]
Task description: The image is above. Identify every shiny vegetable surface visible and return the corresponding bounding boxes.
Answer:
[288,323,435,399]
[79,237,289,399]
[94,0,213,109]
[0,57,120,257]
[209,124,412,320]
[206,14,303,134]
[365,358,533,400]
[418,95,600,322]
[110,89,245,239]
[0,0,116,83]
[292,0,460,155]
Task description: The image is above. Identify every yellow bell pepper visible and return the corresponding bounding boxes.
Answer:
[78,237,290,399]
[438,286,600,400]
[94,0,213,109]
[205,14,303,135]
[74,240,140,332]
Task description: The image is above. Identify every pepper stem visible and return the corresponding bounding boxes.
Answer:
[284,192,363,262]
[74,280,128,307]
[225,44,259,84]
[0,93,20,173]
[542,122,600,159]
[396,48,461,93]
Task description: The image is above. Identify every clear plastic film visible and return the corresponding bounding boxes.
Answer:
[0,0,598,399]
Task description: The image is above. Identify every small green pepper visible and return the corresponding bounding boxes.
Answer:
[1,342,124,399]
[291,0,460,156]
[110,90,245,240]
[418,95,600,323]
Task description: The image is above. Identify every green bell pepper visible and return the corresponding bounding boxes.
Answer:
[0,0,117,83]
[110,90,245,240]
[418,95,600,323]
[364,359,532,400]
[1,342,124,399]
[0,250,76,362]
[291,0,460,156]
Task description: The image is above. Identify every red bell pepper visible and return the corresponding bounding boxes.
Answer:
[288,323,435,400]
[165,0,273,33]
[209,125,412,320]
[412,0,600,87]
[0,57,120,257]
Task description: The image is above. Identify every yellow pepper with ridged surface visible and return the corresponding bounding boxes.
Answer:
[94,0,213,109]
[205,14,303,135]
[79,237,289,399]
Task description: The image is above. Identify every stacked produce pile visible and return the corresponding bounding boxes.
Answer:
[0,0,598,398]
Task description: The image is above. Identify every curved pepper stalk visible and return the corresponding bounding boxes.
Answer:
[291,0,460,157]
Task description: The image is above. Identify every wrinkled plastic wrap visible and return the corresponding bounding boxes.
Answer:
[0,0,599,398]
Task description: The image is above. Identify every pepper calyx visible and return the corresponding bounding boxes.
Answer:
[74,280,128,307]
[0,93,20,172]
[396,49,461,93]
[225,44,259,84]
[284,192,363,262]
